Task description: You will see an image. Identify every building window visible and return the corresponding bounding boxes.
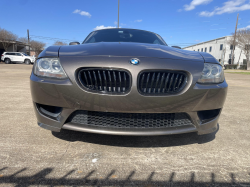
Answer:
[205,47,207,52]
[220,44,223,50]
[198,49,199,52]
[209,46,212,52]
[230,45,235,50]
[201,48,203,52]
[194,50,195,51]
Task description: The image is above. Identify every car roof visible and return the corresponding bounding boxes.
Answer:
[4,52,23,53]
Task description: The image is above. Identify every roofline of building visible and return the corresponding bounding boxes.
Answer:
[182,36,231,49]
[0,40,30,46]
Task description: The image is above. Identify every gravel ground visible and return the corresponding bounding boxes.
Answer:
[0,64,249,187]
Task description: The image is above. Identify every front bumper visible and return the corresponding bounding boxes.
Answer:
[30,77,227,136]
[30,56,228,136]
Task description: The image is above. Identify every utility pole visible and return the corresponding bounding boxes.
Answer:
[27,29,30,56]
[117,0,120,28]
[232,13,239,65]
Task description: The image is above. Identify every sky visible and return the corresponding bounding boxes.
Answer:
[1,0,250,48]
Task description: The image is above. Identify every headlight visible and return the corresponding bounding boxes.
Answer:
[34,58,67,79]
[197,63,224,84]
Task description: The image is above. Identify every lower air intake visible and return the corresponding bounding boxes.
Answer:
[66,110,194,129]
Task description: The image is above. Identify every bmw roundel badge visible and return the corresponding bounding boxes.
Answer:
[130,58,140,65]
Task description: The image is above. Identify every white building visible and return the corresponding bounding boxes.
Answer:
[183,36,247,66]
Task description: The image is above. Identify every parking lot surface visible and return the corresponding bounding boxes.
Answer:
[0,64,249,186]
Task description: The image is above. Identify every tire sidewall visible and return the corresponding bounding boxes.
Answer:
[5,58,10,64]
[25,59,31,65]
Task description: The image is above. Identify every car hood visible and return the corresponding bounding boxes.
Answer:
[59,42,204,62]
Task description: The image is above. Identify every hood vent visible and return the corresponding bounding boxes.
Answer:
[77,68,131,95]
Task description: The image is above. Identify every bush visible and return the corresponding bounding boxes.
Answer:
[224,64,238,69]
[239,65,247,70]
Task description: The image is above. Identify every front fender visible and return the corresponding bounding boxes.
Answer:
[198,52,220,64]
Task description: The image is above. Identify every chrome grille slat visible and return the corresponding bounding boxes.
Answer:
[138,71,187,96]
[168,74,174,92]
[173,74,179,91]
[88,71,93,88]
[113,71,117,92]
[103,70,108,91]
[123,72,126,92]
[163,73,170,93]
[78,68,131,95]
[118,72,122,92]
[108,71,112,92]
[159,73,165,93]
[93,71,98,90]
[98,71,103,90]
[149,73,155,93]
[154,73,160,93]
[145,73,150,93]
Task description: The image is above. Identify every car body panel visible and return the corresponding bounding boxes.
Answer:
[59,42,204,61]
[38,46,60,58]
[198,51,220,64]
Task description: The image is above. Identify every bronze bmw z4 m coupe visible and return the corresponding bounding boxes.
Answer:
[30,28,228,136]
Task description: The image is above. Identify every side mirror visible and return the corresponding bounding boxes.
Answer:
[69,42,80,45]
[171,46,182,49]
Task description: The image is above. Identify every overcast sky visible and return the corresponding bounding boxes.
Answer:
[1,0,250,47]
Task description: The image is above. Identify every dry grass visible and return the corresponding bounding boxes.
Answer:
[225,72,250,75]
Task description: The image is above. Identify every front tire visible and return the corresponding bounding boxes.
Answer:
[24,59,31,65]
[4,58,11,64]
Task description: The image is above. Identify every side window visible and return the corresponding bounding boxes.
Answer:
[88,37,95,43]
[15,53,22,56]
[153,39,160,44]
[10,53,15,56]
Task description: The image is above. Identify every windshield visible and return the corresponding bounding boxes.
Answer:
[83,29,167,45]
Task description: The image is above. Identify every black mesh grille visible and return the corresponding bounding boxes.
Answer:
[77,68,131,94]
[66,110,194,129]
[138,71,188,95]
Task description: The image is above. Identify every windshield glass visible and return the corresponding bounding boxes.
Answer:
[83,29,166,45]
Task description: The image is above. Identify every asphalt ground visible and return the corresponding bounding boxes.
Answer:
[0,64,249,187]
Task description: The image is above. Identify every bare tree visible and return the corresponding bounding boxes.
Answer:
[18,37,28,44]
[30,40,46,57]
[228,29,250,70]
[0,28,18,51]
[53,41,68,46]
